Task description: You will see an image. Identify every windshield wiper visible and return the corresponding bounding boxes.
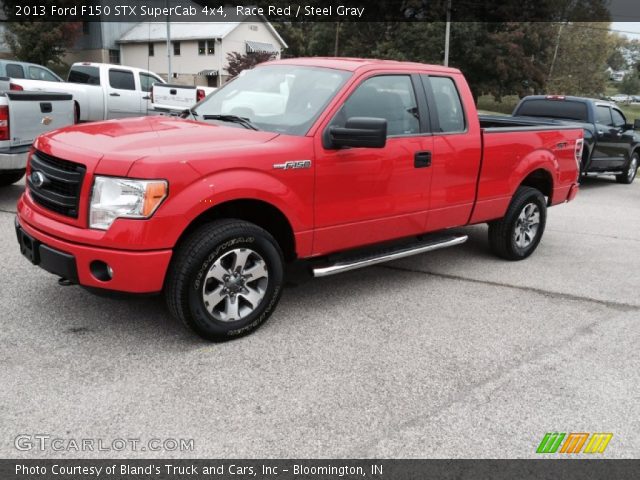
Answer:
[180,108,198,119]
[202,114,259,130]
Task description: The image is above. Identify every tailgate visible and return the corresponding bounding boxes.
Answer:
[5,92,74,147]
[152,84,197,110]
[0,76,10,92]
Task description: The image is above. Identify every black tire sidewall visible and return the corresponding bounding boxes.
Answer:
[507,191,547,259]
[186,230,283,340]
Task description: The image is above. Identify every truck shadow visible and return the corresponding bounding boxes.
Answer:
[578,175,620,191]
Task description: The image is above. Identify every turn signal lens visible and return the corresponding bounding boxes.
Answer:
[142,181,168,216]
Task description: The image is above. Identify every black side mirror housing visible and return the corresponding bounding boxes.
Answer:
[634,119,640,130]
[326,117,387,149]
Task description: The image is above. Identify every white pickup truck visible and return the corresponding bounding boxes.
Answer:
[151,83,216,114]
[10,62,166,122]
[0,77,75,186]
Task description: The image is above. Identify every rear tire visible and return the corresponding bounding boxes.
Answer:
[616,153,638,184]
[488,186,547,261]
[165,219,285,341]
[0,169,26,187]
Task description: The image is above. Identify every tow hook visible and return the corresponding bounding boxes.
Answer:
[58,277,73,286]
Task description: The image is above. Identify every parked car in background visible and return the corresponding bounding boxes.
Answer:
[15,58,582,340]
[610,94,632,104]
[0,59,63,84]
[151,83,216,114]
[512,95,639,183]
[10,62,165,122]
[0,82,75,186]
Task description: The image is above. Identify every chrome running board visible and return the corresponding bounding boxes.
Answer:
[312,234,468,278]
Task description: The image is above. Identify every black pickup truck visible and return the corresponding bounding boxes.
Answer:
[512,95,639,184]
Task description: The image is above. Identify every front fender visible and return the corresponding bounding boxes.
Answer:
[148,167,314,251]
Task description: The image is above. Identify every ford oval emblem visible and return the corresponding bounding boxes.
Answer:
[31,171,46,188]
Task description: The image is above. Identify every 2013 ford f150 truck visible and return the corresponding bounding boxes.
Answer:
[15,58,583,340]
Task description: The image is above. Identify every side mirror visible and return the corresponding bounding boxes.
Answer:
[634,119,640,130]
[326,117,387,149]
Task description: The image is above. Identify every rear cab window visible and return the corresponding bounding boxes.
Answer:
[6,63,25,78]
[68,66,101,85]
[516,99,589,122]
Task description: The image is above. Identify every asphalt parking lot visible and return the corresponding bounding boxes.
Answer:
[1,176,639,459]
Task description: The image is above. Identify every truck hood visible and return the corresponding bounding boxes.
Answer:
[37,115,279,174]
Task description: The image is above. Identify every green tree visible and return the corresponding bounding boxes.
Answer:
[226,52,275,78]
[620,74,640,95]
[546,23,612,96]
[3,22,81,66]
[1,1,81,67]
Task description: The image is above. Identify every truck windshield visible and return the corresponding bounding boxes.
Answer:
[192,65,351,136]
[516,99,589,122]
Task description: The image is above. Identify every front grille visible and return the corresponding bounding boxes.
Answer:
[28,150,86,218]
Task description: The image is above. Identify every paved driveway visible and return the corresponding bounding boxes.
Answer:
[1,176,638,458]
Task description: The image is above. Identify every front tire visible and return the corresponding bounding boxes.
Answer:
[616,153,638,184]
[165,219,284,341]
[488,186,547,261]
[0,169,26,187]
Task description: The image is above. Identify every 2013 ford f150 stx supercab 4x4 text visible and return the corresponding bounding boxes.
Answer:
[15,58,583,340]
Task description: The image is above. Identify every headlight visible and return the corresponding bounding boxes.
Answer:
[90,176,168,230]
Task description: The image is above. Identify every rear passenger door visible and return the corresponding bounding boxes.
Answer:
[107,68,141,118]
[420,75,482,231]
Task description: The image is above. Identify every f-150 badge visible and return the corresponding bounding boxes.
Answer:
[273,160,311,170]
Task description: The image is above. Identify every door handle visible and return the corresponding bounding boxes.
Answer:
[142,95,151,100]
[414,151,432,168]
[109,92,120,97]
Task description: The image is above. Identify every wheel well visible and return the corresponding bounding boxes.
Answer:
[520,169,553,204]
[177,199,297,261]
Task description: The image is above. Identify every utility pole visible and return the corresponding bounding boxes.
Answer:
[166,0,172,80]
[444,0,451,66]
[548,22,565,84]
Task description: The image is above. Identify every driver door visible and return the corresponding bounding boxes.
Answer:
[313,74,434,255]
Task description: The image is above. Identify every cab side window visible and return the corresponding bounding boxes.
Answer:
[6,63,25,78]
[109,69,135,91]
[423,76,465,133]
[139,72,159,93]
[596,106,613,126]
[333,75,420,136]
[28,66,60,82]
[611,109,626,128]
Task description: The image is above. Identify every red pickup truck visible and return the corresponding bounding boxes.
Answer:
[15,58,583,340]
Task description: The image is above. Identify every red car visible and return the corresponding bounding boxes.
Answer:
[15,58,583,340]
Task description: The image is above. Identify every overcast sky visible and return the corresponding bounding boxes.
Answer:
[611,22,640,40]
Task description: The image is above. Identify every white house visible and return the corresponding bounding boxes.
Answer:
[118,18,287,87]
